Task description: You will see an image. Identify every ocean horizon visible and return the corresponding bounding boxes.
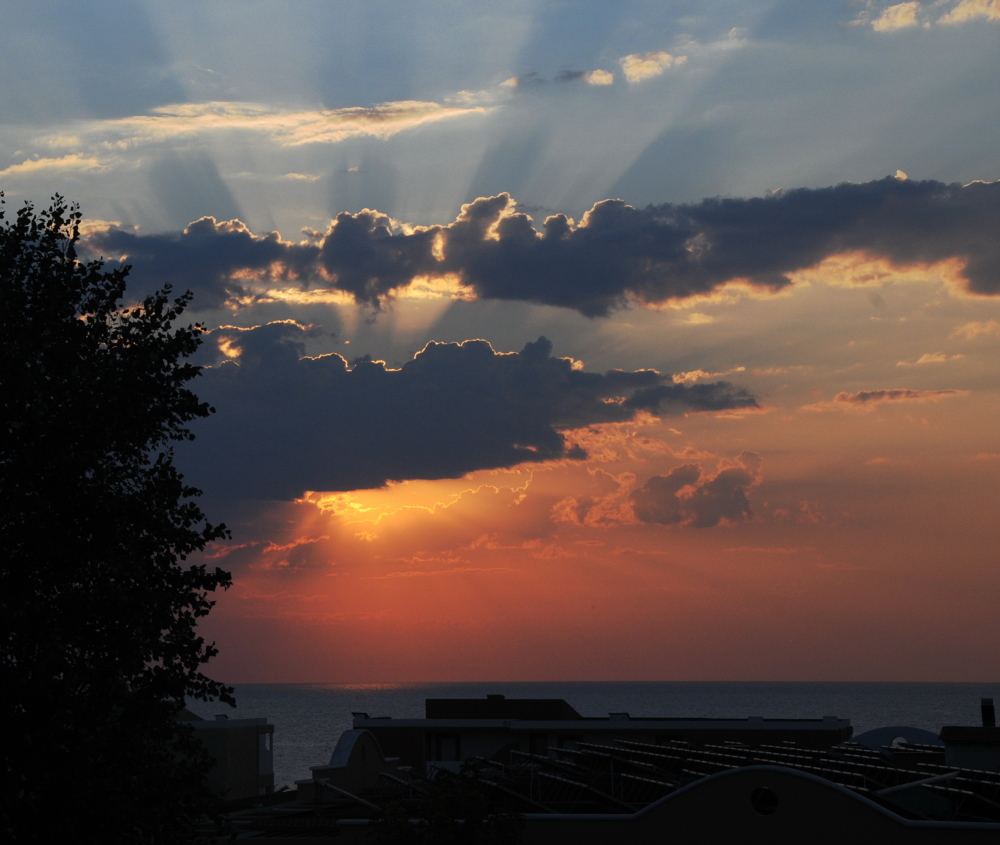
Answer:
[195,681,1000,790]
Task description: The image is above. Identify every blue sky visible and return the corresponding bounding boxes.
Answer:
[4,1,997,233]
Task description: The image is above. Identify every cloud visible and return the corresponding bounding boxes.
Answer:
[683,312,715,325]
[673,367,746,384]
[555,452,762,530]
[499,73,545,88]
[622,382,758,414]
[584,69,614,85]
[90,216,320,307]
[872,2,923,31]
[834,388,964,404]
[50,99,489,151]
[0,154,105,178]
[631,452,761,528]
[180,328,758,499]
[939,0,1000,23]
[896,352,965,365]
[631,464,701,524]
[553,69,615,86]
[861,0,1000,29]
[953,319,1000,339]
[686,464,758,528]
[803,388,967,410]
[508,69,614,87]
[84,177,1000,317]
[619,52,686,83]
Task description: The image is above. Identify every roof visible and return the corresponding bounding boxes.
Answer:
[425,695,583,720]
[940,727,1000,746]
[224,734,1000,838]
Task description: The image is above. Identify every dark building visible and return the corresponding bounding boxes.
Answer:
[203,696,1000,843]
[179,707,274,801]
[352,694,853,775]
[939,698,1000,773]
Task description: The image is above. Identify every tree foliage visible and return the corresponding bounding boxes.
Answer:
[0,195,233,843]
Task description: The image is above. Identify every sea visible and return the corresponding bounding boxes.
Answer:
[195,682,1000,791]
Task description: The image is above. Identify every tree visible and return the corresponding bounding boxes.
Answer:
[0,195,233,843]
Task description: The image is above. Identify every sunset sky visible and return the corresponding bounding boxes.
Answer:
[4,0,1000,682]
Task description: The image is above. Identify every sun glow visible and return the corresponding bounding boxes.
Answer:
[786,250,970,291]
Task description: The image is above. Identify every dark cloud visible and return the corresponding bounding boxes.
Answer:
[803,387,966,411]
[317,209,436,302]
[179,327,757,500]
[91,217,319,308]
[834,388,961,404]
[87,176,1000,316]
[624,382,758,413]
[632,452,761,528]
[631,464,701,525]
[686,465,757,528]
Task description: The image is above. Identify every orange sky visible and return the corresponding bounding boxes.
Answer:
[196,265,1000,681]
[8,1,999,683]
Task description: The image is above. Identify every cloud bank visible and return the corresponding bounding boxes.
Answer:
[181,327,757,499]
[87,177,1000,316]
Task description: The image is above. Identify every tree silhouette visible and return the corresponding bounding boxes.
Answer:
[0,195,233,843]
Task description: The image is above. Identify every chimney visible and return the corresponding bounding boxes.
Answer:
[982,698,996,728]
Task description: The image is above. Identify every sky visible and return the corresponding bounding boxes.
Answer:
[4,0,1000,683]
